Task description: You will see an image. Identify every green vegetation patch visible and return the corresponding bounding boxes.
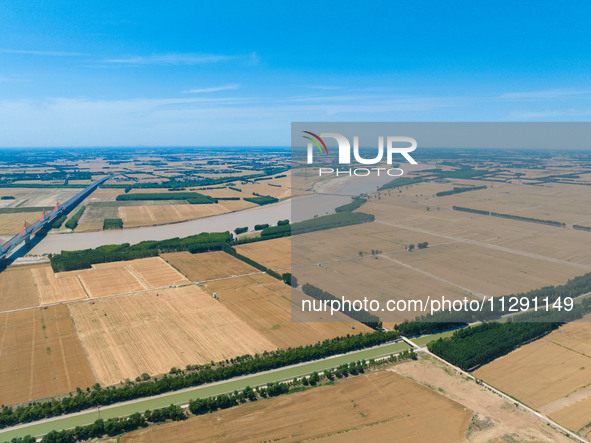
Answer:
[50,232,231,272]
[103,218,123,230]
[116,192,217,205]
[64,206,85,230]
[244,195,279,206]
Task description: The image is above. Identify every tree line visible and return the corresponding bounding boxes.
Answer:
[116,192,217,204]
[335,196,367,213]
[0,330,400,429]
[452,205,565,227]
[428,321,560,371]
[302,283,382,329]
[395,272,591,336]
[436,185,486,197]
[244,195,279,206]
[64,206,85,230]
[50,232,231,272]
[15,345,419,442]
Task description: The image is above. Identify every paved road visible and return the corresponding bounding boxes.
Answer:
[0,340,413,441]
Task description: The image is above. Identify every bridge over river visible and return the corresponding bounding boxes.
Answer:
[0,176,111,261]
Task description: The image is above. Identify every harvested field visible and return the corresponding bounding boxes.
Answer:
[119,200,256,228]
[475,320,591,434]
[201,273,372,348]
[235,237,291,270]
[294,254,473,323]
[366,182,591,267]
[126,257,189,288]
[0,305,96,406]
[0,265,39,311]
[393,356,571,442]
[68,286,274,386]
[162,251,258,282]
[76,265,146,298]
[32,264,87,304]
[121,370,472,443]
[386,241,581,297]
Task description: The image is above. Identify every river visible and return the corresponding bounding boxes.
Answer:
[27,171,401,255]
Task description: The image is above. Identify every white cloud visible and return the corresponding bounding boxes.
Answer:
[183,84,240,94]
[0,48,84,56]
[103,53,235,65]
[500,89,591,100]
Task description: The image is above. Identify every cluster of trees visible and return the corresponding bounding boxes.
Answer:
[50,232,231,272]
[50,214,67,229]
[433,167,488,180]
[378,177,423,191]
[451,206,565,227]
[335,197,367,213]
[395,320,466,336]
[254,223,270,231]
[301,283,382,329]
[258,212,375,240]
[31,404,186,442]
[490,211,565,228]
[64,206,85,230]
[244,195,279,206]
[222,244,283,282]
[452,206,490,216]
[428,322,560,371]
[259,223,290,239]
[228,186,241,192]
[436,185,486,197]
[417,242,429,249]
[395,273,591,337]
[0,195,15,200]
[281,272,297,286]
[277,219,289,226]
[103,218,123,230]
[361,249,382,256]
[234,226,248,235]
[292,212,374,235]
[116,192,217,204]
[0,330,400,429]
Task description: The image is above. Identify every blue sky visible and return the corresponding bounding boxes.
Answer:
[0,1,590,147]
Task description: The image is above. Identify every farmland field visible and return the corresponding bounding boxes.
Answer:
[201,273,372,348]
[121,370,472,443]
[125,257,189,288]
[235,236,291,270]
[119,355,571,442]
[75,265,147,297]
[0,305,96,406]
[68,286,275,385]
[475,320,591,435]
[0,265,40,311]
[162,251,258,281]
[32,264,87,304]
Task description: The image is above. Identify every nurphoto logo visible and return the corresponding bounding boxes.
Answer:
[303,131,418,176]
